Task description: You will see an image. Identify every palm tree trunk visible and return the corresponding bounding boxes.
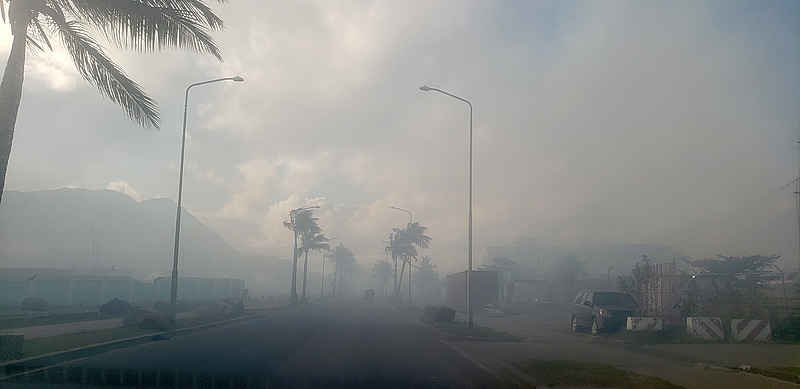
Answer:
[301,250,309,302]
[393,257,398,296]
[397,259,407,296]
[0,23,28,204]
[320,254,325,298]
[290,230,298,304]
[408,262,412,304]
[333,264,338,297]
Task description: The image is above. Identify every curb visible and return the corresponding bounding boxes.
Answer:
[0,313,265,381]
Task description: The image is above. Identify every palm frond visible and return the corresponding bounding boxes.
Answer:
[51,0,223,60]
[26,35,45,52]
[42,6,159,127]
[30,17,53,50]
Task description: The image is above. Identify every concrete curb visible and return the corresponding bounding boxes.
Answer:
[0,313,266,381]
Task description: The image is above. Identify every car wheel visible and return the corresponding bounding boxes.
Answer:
[591,318,599,335]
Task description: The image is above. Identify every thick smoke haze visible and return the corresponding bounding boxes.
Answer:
[1,1,798,275]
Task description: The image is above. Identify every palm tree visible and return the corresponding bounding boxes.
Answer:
[283,208,316,304]
[0,0,226,203]
[385,222,431,298]
[301,231,328,302]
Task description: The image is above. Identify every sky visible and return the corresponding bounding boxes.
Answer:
[1,0,799,274]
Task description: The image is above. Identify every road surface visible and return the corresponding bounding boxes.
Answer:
[11,302,500,388]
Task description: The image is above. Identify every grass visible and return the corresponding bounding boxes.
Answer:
[19,314,243,359]
[22,326,154,358]
[431,321,522,342]
[746,366,800,384]
[514,360,685,389]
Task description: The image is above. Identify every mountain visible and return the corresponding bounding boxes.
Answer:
[0,189,241,279]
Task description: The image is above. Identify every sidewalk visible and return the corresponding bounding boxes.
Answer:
[451,308,799,389]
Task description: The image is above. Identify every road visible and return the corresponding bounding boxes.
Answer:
[10,302,500,388]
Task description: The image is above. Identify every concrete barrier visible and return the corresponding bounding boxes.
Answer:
[686,317,724,341]
[626,317,663,331]
[0,333,23,361]
[731,319,771,342]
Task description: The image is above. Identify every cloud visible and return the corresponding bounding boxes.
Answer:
[2,1,798,274]
[106,180,143,202]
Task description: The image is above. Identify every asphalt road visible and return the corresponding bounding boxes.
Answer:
[11,301,501,388]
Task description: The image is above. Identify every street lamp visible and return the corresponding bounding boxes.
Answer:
[170,76,244,324]
[388,206,413,224]
[419,85,474,328]
[288,206,320,304]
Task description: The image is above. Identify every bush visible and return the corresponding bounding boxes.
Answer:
[123,309,171,330]
[422,305,455,323]
[20,297,48,311]
[99,298,132,316]
[773,316,800,342]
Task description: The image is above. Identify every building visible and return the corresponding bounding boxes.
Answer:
[0,268,244,308]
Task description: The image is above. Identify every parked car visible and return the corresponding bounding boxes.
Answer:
[570,290,637,335]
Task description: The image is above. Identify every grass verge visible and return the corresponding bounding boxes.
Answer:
[432,321,522,342]
[22,326,153,358]
[746,366,800,384]
[20,314,244,359]
[514,360,685,389]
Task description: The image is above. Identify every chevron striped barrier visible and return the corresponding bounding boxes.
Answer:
[686,317,724,341]
[626,317,663,331]
[731,319,771,342]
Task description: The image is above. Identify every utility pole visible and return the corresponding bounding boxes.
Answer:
[796,140,800,273]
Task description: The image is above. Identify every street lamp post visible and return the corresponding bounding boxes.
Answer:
[170,76,244,324]
[288,206,319,305]
[389,206,413,224]
[419,85,474,328]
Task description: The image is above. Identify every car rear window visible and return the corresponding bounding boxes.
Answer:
[592,292,636,307]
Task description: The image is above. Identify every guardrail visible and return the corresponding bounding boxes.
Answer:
[0,314,264,382]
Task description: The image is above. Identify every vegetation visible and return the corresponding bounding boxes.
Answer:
[514,360,684,389]
[301,231,328,302]
[283,208,317,304]
[332,244,356,297]
[384,222,431,299]
[0,0,227,203]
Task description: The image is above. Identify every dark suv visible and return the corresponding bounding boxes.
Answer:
[570,290,637,334]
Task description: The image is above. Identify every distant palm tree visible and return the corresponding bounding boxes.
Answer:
[301,231,328,302]
[284,208,316,304]
[0,0,226,203]
[385,222,431,298]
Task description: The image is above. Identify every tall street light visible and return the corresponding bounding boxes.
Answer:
[288,205,319,305]
[389,206,413,224]
[419,85,474,328]
[170,76,244,324]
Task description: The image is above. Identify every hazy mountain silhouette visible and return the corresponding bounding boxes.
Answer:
[0,189,240,279]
